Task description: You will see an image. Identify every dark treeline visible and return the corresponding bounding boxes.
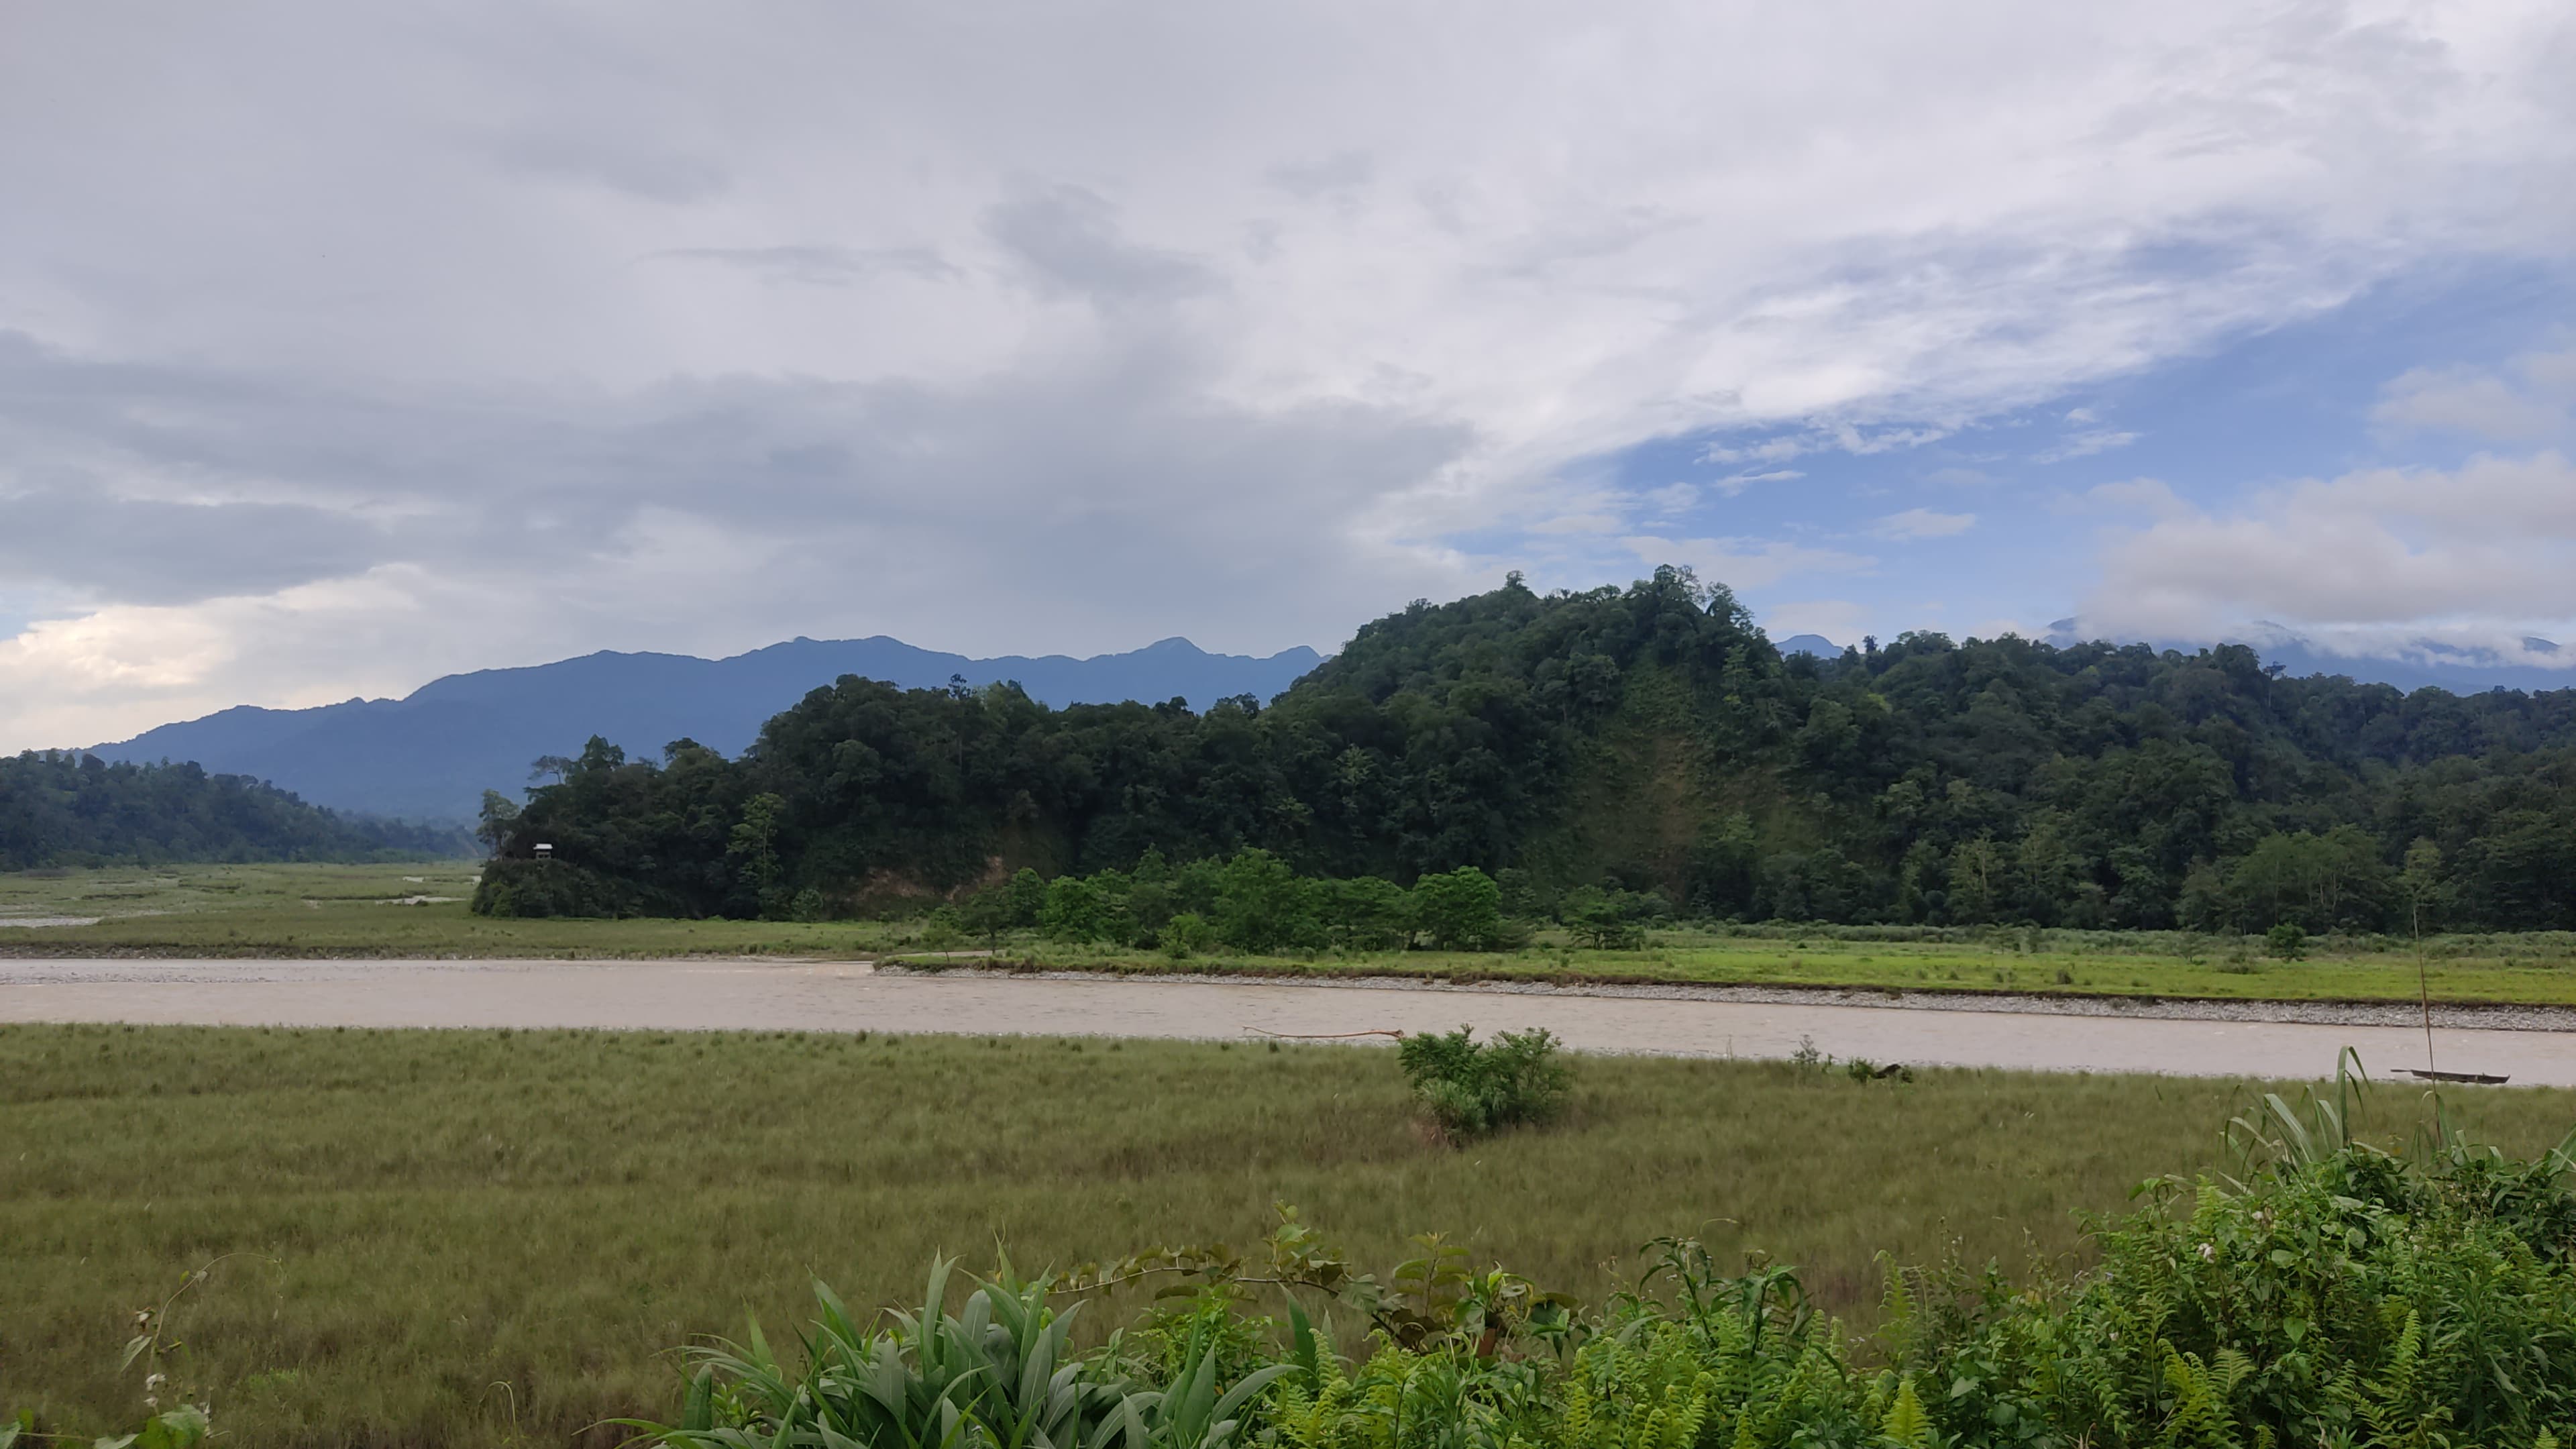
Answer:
[0,751,470,870]
[478,567,2576,932]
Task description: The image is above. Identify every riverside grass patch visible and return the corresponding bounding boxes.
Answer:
[21,861,2576,1010]
[7,1026,2576,1446]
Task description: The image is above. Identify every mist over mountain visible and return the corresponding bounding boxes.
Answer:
[86,636,1322,823]
[2043,621,2575,695]
[1773,635,1843,657]
[1784,625,2575,695]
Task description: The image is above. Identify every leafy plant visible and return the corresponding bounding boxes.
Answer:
[920,904,963,950]
[1560,888,1646,951]
[1161,912,1216,960]
[1395,1026,1571,1142]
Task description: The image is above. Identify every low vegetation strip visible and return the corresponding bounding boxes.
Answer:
[5,1024,2575,1446]
[19,863,2576,1011]
[887,955,2576,1028]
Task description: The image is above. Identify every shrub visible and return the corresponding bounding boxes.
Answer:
[1559,886,1646,949]
[918,905,963,951]
[1318,876,1410,951]
[1212,850,1320,952]
[1396,1026,1571,1140]
[468,856,659,918]
[2266,921,2309,960]
[1040,875,1112,943]
[1161,912,1216,960]
[1004,867,1049,926]
[958,887,1013,946]
[1410,867,1504,951]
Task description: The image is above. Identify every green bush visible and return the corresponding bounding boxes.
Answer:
[629,1118,2576,1449]
[2267,921,2310,960]
[1395,1026,1571,1141]
[1161,911,1216,960]
[1040,875,1114,943]
[1410,867,1504,951]
[1559,885,1648,949]
[918,904,963,951]
[1212,850,1320,953]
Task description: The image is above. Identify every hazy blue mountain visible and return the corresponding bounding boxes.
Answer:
[2043,619,2575,694]
[1774,633,1842,657]
[89,635,1323,823]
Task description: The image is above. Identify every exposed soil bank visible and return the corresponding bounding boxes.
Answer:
[5,957,2572,1085]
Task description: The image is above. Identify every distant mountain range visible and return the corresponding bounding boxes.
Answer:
[87,636,1323,823]
[84,616,2576,827]
[1780,625,2575,695]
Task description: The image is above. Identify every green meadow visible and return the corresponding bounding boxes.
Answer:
[5,1022,2573,1446]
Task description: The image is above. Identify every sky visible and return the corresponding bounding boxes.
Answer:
[1,1,2572,751]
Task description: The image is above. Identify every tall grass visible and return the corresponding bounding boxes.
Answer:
[3,1024,2573,1444]
[637,1122,2576,1449]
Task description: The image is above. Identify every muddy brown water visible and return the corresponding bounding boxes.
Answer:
[4,957,2574,1085]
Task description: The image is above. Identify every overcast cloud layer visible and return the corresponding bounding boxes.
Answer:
[3,1,2572,750]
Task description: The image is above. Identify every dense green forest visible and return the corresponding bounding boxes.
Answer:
[478,567,2576,932]
[0,752,468,870]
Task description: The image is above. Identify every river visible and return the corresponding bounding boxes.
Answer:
[7,957,2575,1085]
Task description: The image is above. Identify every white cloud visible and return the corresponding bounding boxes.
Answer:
[2032,427,2143,463]
[1530,512,1624,535]
[1701,438,1810,466]
[1638,482,1701,514]
[1831,423,1951,456]
[2055,476,2192,519]
[0,1,2571,746]
[1620,535,1874,591]
[1711,468,1805,496]
[1871,508,1978,539]
[2084,450,2576,641]
[1701,423,1951,469]
[2374,347,2576,440]
[1763,598,1868,642]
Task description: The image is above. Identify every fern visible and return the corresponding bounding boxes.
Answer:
[1878,1375,1938,1449]
[2155,1342,2252,1448]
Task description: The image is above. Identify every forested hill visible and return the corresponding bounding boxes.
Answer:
[482,568,2576,931]
[0,753,470,870]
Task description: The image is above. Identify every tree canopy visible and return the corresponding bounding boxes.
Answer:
[0,751,470,870]
[478,567,2576,932]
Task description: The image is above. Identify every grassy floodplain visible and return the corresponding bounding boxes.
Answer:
[13,861,2576,1007]
[3,1022,2571,1446]
[0,862,881,960]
